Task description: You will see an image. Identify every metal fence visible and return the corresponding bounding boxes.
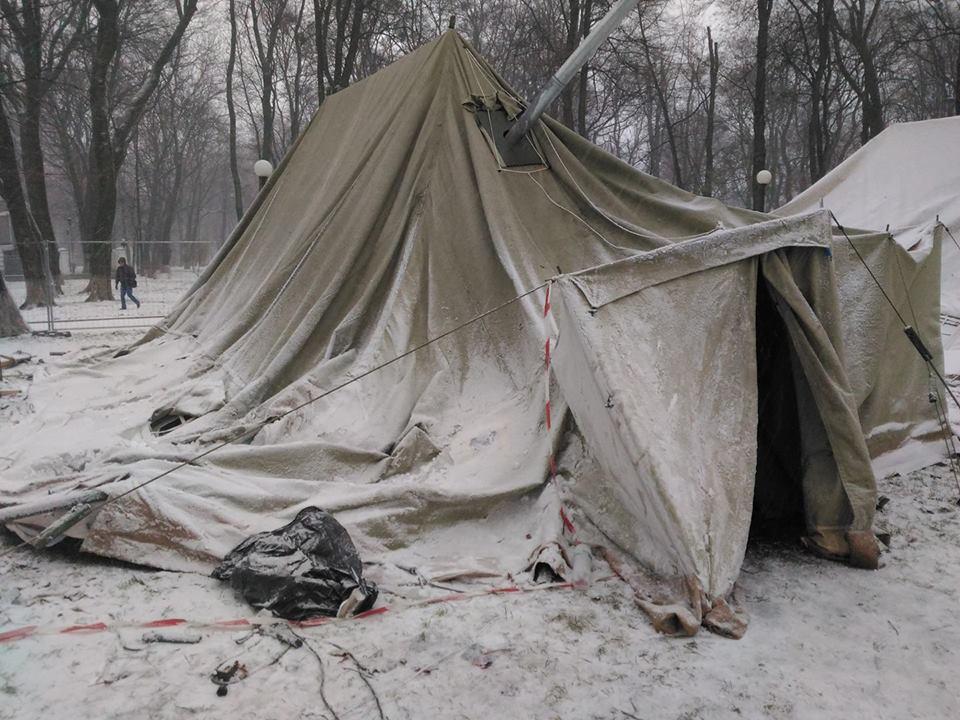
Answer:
[8,269,198,334]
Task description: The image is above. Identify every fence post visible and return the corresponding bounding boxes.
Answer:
[28,210,56,333]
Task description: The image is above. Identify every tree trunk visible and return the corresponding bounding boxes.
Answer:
[0,94,49,309]
[808,0,834,182]
[83,0,122,301]
[560,0,581,128]
[832,1,885,145]
[313,0,329,99]
[955,34,960,116]
[2,0,72,293]
[227,0,243,220]
[752,0,773,212]
[704,26,719,197]
[20,91,62,290]
[859,43,884,142]
[250,0,288,165]
[575,0,593,137]
[155,150,184,268]
[644,93,662,177]
[639,16,683,189]
[0,271,29,337]
[286,0,308,144]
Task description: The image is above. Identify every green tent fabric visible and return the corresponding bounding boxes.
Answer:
[2,31,943,637]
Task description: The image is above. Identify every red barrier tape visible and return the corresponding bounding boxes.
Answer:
[142,618,188,628]
[0,625,37,643]
[61,622,109,634]
[542,283,575,536]
[0,580,588,645]
[560,507,576,535]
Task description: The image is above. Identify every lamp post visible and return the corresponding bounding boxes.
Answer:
[755,169,772,213]
[254,159,273,190]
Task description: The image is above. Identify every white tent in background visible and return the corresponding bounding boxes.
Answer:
[780,118,960,221]
[779,115,960,314]
[779,115,960,464]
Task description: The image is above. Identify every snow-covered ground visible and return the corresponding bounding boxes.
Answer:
[6,269,197,333]
[2,281,960,720]
[1,464,958,720]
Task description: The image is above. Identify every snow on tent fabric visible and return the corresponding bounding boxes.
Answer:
[0,31,945,636]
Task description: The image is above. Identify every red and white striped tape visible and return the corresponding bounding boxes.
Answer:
[542,283,576,538]
[0,580,590,645]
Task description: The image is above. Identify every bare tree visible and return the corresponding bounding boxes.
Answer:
[80,0,199,301]
[123,42,226,274]
[0,93,44,310]
[227,0,244,220]
[575,0,595,136]
[637,10,685,189]
[248,0,290,165]
[2,0,955,289]
[752,0,773,211]
[832,0,885,143]
[314,0,369,97]
[898,0,960,118]
[277,0,311,141]
[704,25,719,196]
[0,0,89,304]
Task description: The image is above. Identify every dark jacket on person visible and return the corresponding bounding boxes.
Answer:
[115,264,137,287]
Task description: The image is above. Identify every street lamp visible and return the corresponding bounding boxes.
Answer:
[754,169,772,213]
[254,159,274,189]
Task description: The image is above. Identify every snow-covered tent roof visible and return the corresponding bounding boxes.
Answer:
[2,32,946,637]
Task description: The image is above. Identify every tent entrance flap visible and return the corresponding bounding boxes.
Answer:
[751,273,805,539]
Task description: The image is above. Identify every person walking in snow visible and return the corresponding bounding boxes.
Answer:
[115,257,141,310]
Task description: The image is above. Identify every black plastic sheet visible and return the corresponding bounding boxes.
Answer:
[212,507,377,620]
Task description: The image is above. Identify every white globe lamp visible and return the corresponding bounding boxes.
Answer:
[254,159,274,188]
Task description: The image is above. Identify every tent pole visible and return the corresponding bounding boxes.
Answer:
[505,0,644,146]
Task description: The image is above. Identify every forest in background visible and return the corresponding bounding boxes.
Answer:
[0,0,958,306]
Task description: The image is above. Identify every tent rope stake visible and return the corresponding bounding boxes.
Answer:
[0,280,551,564]
[831,211,960,499]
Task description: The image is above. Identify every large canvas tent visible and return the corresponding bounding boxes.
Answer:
[0,32,945,636]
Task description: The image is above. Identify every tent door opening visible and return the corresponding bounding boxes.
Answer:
[750,273,805,539]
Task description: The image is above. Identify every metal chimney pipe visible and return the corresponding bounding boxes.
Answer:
[505,0,644,146]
